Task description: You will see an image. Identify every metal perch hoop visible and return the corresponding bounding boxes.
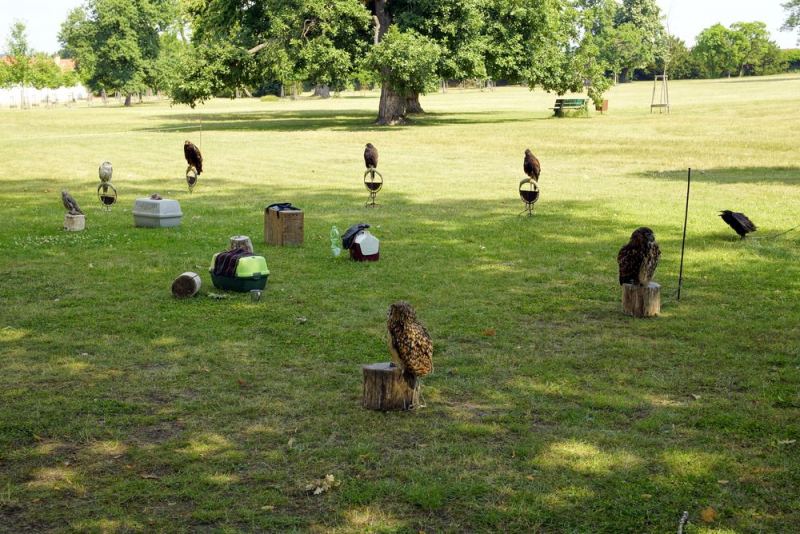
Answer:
[363,167,383,207]
[186,167,198,193]
[518,178,539,217]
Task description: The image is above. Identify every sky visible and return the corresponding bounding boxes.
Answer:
[0,0,797,55]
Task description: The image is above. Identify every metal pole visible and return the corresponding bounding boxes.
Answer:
[677,168,691,300]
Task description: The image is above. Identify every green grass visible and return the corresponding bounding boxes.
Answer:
[0,75,799,533]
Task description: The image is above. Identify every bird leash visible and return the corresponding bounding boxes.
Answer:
[749,224,800,240]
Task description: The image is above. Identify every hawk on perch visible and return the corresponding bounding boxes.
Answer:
[98,161,113,182]
[524,149,540,182]
[184,140,203,175]
[719,210,756,239]
[617,227,661,286]
[61,190,83,215]
[364,143,378,170]
[387,301,433,380]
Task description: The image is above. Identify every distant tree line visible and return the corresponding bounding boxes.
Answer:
[3,0,799,117]
[0,22,79,94]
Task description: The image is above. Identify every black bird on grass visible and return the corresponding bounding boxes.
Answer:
[523,149,540,182]
[719,210,756,239]
[184,140,203,175]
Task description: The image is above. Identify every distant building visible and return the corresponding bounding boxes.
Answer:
[0,54,86,108]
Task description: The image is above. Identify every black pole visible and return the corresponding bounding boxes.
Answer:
[677,168,691,300]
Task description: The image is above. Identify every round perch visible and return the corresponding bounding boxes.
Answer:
[622,282,661,318]
[63,214,85,231]
[362,363,420,411]
[229,235,254,253]
[172,271,202,298]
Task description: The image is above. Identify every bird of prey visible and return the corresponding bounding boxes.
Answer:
[617,227,661,286]
[387,301,434,383]
[524,149,540,182]
[719,210,756,239]
[184,140,203,175]
[364,143,378,170]
[61,190,83,215]
[98,161,113,182]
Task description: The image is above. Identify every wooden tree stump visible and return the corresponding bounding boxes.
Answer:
[172,272,202,298]
[622,282,661,318]
[63,214,85,231]
[362,363,420,411]
[229,235,254,253]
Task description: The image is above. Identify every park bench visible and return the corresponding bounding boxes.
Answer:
[550,98,588,117]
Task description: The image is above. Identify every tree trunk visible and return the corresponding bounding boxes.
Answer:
[376,80,407,125]
[280,84,285,98]
[313,84,330,98]
[619,67,630,84]
[405,91,424,114]
[362,363,421,410]
[124,94,132,106]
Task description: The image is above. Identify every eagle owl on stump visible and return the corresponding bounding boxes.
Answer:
[61,190,83,215]
[387,302,433,381]
[617,227,661,285]
[523,149,540,182]
[184,140,203,175]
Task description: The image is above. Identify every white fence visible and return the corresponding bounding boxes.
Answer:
[0,84,89,108]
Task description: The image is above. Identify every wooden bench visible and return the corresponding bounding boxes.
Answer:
[550,98,588,117]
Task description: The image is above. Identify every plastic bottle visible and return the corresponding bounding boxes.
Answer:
[330,225,341,258]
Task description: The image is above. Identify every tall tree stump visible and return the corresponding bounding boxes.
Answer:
[229,235,254,253]
[362,363,420,411]
[63,214,85,231]
[622,282,661,318]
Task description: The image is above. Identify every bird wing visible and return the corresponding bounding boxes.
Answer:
[184,143,203,173]
[531,156,540,180]
[642,242,661,283]
[364,146,378,169]
[617,244,640,285]
[732,212,756,233]
[394,322,433,376]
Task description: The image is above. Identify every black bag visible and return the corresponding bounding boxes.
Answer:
[341,223,371,250]
[266,202,301,212]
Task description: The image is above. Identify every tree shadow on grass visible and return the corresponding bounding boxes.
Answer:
[142,108,541,134]
[642,167,800,186]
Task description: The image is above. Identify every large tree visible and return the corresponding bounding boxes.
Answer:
[4,21,33,94]
[59,0,177,105]
[783,0,800,41]
[692,22,778,78]
[176,0,609,125]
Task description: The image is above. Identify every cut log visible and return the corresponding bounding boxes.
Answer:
[622,282,661,318]
[229,235,254,253]
[63,214,85,231]
[362,363,420,411]
[172,272,202,298]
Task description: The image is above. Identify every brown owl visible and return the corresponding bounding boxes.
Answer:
[387,301,433,379]
[524,149,540,182]
[617,227,661,285]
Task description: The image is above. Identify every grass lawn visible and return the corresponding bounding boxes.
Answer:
[0,75,799,533]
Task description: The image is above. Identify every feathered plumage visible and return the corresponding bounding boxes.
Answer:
[61,190,83,215]
[524,149,540,182]
[719,210,756,239]
[184,141,203,175]
[387,301,433,378]
[364,143,378,170]
[617,227,661,285]
[98,161,113,182]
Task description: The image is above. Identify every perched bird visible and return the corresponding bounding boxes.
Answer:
[184,140,203,175]
[719,210,756,239]
[523,149,540,182]
[61,190,83,215]
[98,161,113,182]
[150,193,163,200]
[364,143,378,170]
[387,301,434,382]
[617,227,661,286]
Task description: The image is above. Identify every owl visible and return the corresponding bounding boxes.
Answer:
[617,227,661,286]
[387,301,433,380]
[98,161,113,182]
[61,190,83,215]
[364,143,378,170]
[184,140,203,175]
[523,149,540,182]
[719,210,756,239]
